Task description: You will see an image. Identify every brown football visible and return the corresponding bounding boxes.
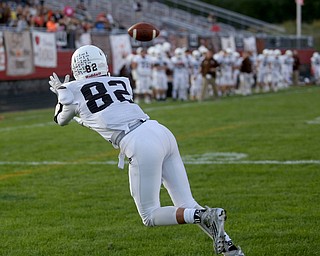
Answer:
[127,22,160,42]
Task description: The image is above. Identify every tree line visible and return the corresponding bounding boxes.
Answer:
[203,0,320,24]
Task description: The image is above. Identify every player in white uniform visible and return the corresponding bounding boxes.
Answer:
[232,51,242,92]
[131,47,153,103]
[311,51,320,85]
[151,48,170,101]
[189,50,203,101]
[171,48,190,101]
[281,50,294,87]
[270,49,283,91]
[219,49,236,96]
[49,45,244,256]
[255,49,270,93]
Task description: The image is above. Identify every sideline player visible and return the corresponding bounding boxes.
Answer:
[49,45,245,256]
[170,47,190,101]
[151,47,170,101]
[189,49,203,101]
[131,47,153,103]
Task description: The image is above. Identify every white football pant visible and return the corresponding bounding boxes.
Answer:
[119,120,202,226]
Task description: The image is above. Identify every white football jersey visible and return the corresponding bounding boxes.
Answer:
[170,55,189,74]
[189,56,202,76]
[56,76,149,143]
[133,55,153,76]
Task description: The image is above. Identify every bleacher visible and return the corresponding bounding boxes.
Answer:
[43,0,313,50]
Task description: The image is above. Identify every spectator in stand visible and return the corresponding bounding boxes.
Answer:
[292,50,301,85]
[133,1,142,20]
[32,5,46,28]
[0,2,12,25]
[66,17,81,49]
[8,4,22,27]
[94,13,111,31]
[106,12,115,29]
[16,13,29,32]
[46,15,58,32]
[207,12,216,24]
[207,12,220,32]
[0,1,97,50]
[75,2,92,23]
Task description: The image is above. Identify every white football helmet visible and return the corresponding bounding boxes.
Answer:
[274,49,281,56]
[233,51,240,58]
[285,49,293,56]
[192,50,201,60]
[71,45,108,80]
[262,48,270,56]
[154,48,163,58]
[174,47,184,57]
[225,48,233,55]
[198,45,208,54]
[147,46,155,56]
[162,42,171,53]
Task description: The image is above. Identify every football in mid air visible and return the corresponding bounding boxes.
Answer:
[127,22,160,42]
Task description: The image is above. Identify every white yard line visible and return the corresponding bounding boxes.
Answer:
[306,116,320,124]
[0,122,54,132]
[0,160,319,165]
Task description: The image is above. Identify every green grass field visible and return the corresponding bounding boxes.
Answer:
[0,86,320,256]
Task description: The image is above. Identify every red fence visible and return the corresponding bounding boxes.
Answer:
[0,49,315,81]
[0,51,73,81]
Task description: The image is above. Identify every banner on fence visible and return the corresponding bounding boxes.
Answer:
[4,31,34,76]
[220,36,236,51]
[32,31,57,68]
[109,34,132,75]
[243,36,257,54]
[0,32,5,71]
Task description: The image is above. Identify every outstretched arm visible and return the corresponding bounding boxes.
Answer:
[49,72,76,126]
[53,103,77,126]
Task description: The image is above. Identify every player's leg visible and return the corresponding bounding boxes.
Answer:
[159,124,233,254]
[142,76,152,103]
[153,72,161,101]
[120,121,244,255]
[134,78,142,103]
[121,120,182,226]
[199,76,209,101]
[195,74,203,100]
[160,74,168,101]
[178,74,189,101]
[172,73,179,100]
[160,124,244,255]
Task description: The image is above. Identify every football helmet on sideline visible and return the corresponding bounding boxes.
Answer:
[71,45,109,80]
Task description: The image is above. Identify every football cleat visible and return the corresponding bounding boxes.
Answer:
[223,241,245,256]
[198,206,226,254]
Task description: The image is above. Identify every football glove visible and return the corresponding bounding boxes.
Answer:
[49,72,70,94]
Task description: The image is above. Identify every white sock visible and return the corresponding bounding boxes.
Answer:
[183,208,197,224]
